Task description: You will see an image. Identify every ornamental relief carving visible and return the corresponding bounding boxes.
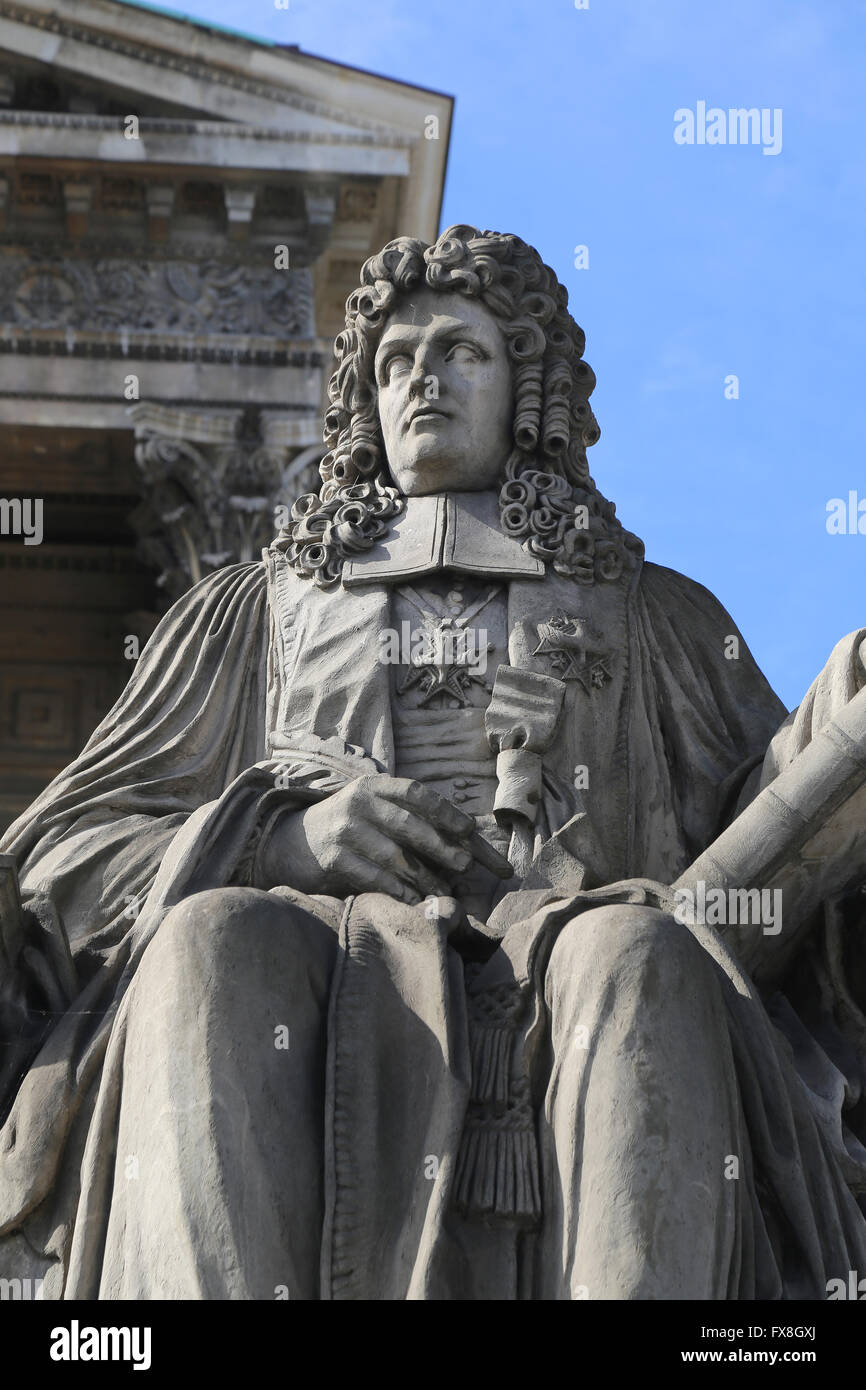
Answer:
[131,409,324,602]
[0,255,315,337]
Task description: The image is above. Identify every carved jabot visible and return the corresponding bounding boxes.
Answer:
[341,490,545,586]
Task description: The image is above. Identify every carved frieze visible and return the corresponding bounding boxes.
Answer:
[0,253,315,338]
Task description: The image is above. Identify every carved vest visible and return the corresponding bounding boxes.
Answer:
[265,490,641,891]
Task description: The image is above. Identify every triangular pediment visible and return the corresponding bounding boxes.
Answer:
[0,0,417,144]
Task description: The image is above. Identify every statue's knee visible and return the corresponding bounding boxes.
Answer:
[546,903,706,1002]
[151,887,336,988]
[156,887,272,959]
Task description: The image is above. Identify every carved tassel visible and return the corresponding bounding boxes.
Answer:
[469,1023,512,1108]
[454,1123,541,1225]
[453,990,542,1226]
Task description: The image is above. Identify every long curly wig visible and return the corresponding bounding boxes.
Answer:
[275,224,643,586]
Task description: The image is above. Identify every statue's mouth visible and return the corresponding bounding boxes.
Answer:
[406,406,449,428]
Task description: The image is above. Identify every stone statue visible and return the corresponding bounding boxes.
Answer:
[2,225,866,1301]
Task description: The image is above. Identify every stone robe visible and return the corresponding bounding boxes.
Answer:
[2,494,866,1299]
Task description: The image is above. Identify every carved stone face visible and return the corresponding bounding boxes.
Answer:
[374,288,514,495]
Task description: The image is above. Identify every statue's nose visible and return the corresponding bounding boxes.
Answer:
[408,360,429,398]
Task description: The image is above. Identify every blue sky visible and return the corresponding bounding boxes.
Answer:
[130,0,865,708]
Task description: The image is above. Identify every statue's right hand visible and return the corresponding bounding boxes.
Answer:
[256,775,487,902]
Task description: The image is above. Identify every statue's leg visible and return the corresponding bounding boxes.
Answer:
[535,904,746,1300]
[96,887,338,1300]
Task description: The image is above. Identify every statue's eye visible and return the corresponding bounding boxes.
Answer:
[445,342,483,364]
[381,352,412,381]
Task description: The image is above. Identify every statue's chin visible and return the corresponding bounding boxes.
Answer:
[388,458,503,496]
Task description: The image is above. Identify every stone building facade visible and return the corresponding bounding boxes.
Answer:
[0,0,451,828]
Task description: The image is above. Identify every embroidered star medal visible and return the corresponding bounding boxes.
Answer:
[397,616,490,706]
[532,612,613,692]
[395,584,498,708]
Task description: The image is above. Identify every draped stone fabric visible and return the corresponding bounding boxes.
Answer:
[2,550,866,1299]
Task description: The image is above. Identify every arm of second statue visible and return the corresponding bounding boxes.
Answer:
[672,680,866,984]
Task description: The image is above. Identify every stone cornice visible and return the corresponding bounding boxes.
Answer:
[0,391,321,415]
[0,236,309,264]
[0,335,328,368]
[0,1,410,139]
[0,110,413,148]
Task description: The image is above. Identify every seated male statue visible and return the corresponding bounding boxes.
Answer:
[2,225,866,1301]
